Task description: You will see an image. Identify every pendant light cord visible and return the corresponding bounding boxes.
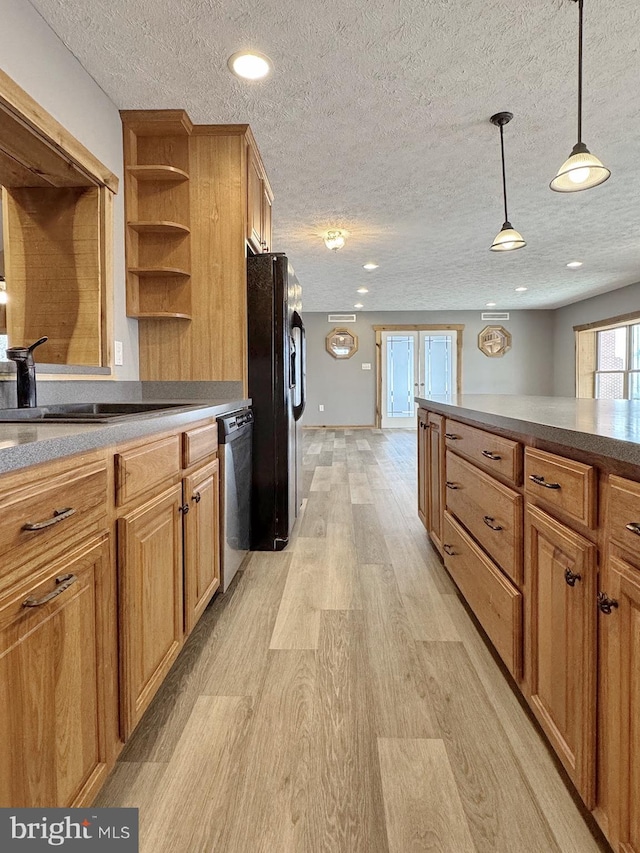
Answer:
[499,124,509,223]
[577,0,583,144]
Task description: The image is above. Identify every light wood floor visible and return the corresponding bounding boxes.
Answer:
[97,428,609,852]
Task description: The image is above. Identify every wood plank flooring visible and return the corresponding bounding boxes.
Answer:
[97,428,609,852]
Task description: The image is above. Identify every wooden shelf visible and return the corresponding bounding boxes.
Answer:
[133,312,192,320]
[128,221,190,235]
[127,165,189,182]
[128,267,190,278]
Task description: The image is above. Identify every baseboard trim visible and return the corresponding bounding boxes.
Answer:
[302,424,377,430]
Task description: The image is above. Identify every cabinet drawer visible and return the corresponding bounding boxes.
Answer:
[182,421,217,468]
[608,474,640,558]
[444,419,521,485]
[443,511,522,679]
[115,434,181,507]
[445,451,523,585]
[0,457,108,578]
[524,447,596,529]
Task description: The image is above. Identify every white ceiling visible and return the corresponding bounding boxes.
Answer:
[28,0,640,312]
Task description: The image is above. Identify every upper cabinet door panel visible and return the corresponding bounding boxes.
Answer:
[247,145,263,253]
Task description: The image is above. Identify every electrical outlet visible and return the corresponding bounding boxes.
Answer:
[362,363,371,370]
[114,340,124,366]
[318,404,324,412]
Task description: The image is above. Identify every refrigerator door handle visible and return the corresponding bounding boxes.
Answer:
[291,311,306,421]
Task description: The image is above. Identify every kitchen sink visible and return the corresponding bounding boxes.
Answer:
[0,402,197,423]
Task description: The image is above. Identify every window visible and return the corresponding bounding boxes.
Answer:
[575,314,640,399]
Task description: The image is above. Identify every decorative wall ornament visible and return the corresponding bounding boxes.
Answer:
[478,325,512,358]
[326,327,358,359]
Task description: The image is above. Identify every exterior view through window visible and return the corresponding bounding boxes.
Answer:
[595,323,640,399]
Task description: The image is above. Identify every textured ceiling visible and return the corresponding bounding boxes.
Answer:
[27,0,640,312]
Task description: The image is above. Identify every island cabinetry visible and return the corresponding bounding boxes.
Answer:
[444,418,521,485]
[0,449,115,808]
[426,412,445,555]
[525,504,597,807]
[417,408,428,526]
[524,447,596,530]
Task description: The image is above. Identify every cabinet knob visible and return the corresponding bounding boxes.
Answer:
[564,568,581,587]
[193,491,201,503]
[179,503,190,515]
[597,592,619,614]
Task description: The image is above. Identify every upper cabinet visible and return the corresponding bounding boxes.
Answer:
[121,112,274,392]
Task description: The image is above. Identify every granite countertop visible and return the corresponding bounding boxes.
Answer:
[0,399,250,474]
[415,394,640,467]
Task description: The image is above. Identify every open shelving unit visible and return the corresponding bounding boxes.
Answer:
[121,111,193,319]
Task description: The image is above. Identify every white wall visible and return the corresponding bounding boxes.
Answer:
[553,281,640,397]
[303,310,555,426]
[0,0,138,379]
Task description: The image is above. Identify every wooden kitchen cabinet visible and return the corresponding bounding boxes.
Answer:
[427,412,445,555]
[118,484,184,738]
[183,458,220,635]
[525,504,597,807]
[247,141,273,254]
[417,408,428,527]
[0,536,112,807]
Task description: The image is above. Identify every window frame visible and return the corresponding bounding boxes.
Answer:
[575,311,640,399]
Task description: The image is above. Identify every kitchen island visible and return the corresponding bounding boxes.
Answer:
[416,394,640,853]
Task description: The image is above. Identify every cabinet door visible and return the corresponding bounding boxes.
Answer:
[427,413,445,554]
[417,409,428,527]
[247,146,263,253]
[604,555,640,852]
[262,185,272,253]
[118,484,184,738]
[525,504,597,807]
[0,537,111,807]
[184,459,220,635]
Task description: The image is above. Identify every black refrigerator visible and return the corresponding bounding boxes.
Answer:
[247,253,306,551]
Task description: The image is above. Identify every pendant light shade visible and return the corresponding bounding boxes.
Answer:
[550,0,610,193]
[489,112,526,253]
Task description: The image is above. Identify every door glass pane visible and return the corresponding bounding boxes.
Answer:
[595,372,625,399]
[630,372,640,399]
[424,335,453,396]
[631,325,640,371]
[386,335,414,417]
[597,327,627,371]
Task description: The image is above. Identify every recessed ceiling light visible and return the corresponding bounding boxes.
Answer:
[567,261,583,269]
[227,51,272,81]
[357,287,369,294]
[486,302,497,307]
[514,286,528,292]
[363,263,379,271]
[354,303,364,309]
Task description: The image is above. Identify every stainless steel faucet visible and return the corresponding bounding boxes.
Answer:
[6,337,48,408]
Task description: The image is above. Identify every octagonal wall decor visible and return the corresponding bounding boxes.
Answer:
[326,327,358,359]
[478,325,512,358]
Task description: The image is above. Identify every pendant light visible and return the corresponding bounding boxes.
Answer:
[550,0,610,192]
[490,112,526,252]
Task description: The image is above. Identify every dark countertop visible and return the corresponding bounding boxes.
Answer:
[0,399,250,474]
[416,394,640,467]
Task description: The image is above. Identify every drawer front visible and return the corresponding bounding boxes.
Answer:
[445,419,521,485]
[0,458,108,579]
[443,511,522,678]
[115,434,181,507]
[524,447,595,529]
[182,421,218,469]
[608,474,640,558]
[445,451,523,584]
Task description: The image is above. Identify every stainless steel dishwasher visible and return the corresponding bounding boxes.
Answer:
[217,408,253,591]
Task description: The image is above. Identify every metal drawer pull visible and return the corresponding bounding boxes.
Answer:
[483,515,503,531]
[482,450,502,461]
[23,573,78,608]
[625,522,640,536]
[443,544,456,556]
[193,491,201,503]
[444,433,459,440]
[445,481,459,490]
[564,568,581,587]
[22,507,76,531]
[528,474,561,490]
[597,592,619,614]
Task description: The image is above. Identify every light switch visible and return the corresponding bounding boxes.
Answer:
[361,363,371,370]
[114,340,124,366]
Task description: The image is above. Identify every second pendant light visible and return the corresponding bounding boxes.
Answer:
[490,111,526,252]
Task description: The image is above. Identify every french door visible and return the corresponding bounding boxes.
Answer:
[380,330,458,428]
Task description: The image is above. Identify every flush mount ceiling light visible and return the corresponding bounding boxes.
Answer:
[490,112,526,252]
[357,287,369,294]
[354,302,364,309]
[486,302,497,307]
[363,263,378,270]
[567,260,583,268]
[324,230,346,251]
[550,0,610,192]
[227,51,272,81]
[515,286,528,292]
